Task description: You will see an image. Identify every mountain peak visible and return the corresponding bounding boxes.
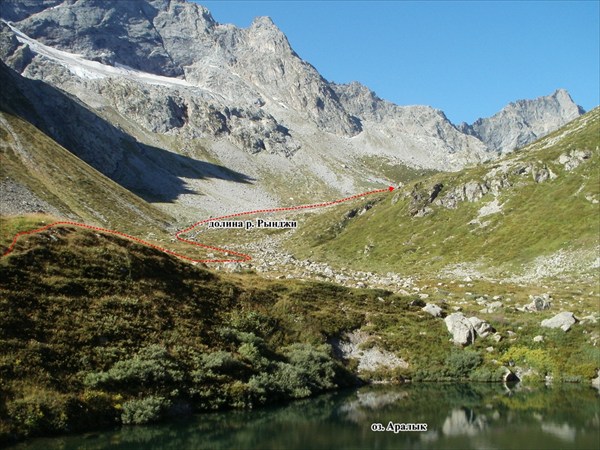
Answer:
[464,89,584,153]
[0,0,586,174]
[552,87,570,97]
[551,88,580,107]
[248,15,288,45]
[251,16,276,27]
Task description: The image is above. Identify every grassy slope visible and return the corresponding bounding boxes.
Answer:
[0,111,173,236]
[0,225,394,442]
[0,112,234,261]
[1,223,599,443]
[289,108,600,278]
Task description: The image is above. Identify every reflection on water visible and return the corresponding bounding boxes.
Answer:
[11,383,600,450]
[442,408,487,437]
[541,422,577,442]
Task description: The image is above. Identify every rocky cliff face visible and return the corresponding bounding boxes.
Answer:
[0,0,586,217]
[459,89,585,153]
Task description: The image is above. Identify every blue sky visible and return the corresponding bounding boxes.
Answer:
[198,1,599,124]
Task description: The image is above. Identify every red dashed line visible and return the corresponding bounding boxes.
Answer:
[2,187,393,263]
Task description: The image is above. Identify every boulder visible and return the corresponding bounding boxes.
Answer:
[444,312,476,346]
[558,150,592,171]
[525,294,552,312]
[224,262,243,273]
[533,335,544,343]
[503,368,519,383]
[488,300,504,311]
[464,181,487,202]
[541,312,578,332]
[481,300,503,313]
[468,316,495,338]
[592,370,600,389]
[422,303,443,318]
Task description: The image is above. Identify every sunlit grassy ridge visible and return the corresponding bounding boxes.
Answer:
[288,108,600,278]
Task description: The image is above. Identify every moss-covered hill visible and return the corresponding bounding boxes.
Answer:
[288,108,600,280]
[2,218,599,444]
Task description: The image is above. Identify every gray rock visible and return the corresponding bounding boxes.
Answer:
[444,312,476,346]
[541,312,578,331]
[0,0,585,220]
[468,316,495,338]
[592,370,600,388]
[503,369,520,383]
[331,329,408,373]
[422,303,443,318]
[532,166,556,183]
[461,89,584,153]
[481,300,503,313]
[525,294,552,312]
[224,262,243,273]
[558,150,592,171]
[533,335,544,343]
[464,180,488,202]
[489,300,504,310]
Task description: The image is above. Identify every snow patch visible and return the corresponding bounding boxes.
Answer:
[3,20,195,89]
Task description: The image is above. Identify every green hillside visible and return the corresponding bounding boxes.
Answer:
[2,220,599,444]
[289,108,600,280]
[0,110,173,236]
[0,223,449,443]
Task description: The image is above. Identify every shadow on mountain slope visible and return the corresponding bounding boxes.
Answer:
[0,61,254,202]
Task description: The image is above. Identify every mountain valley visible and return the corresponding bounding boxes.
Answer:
[0,0,598,445]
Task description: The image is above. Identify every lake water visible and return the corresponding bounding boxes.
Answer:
[11,383,600,450]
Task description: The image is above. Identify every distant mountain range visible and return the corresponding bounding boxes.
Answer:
[0,0,585,220]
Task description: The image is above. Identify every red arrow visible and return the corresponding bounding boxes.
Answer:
[2,187,394,263]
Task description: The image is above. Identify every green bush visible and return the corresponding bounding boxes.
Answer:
[230,311,279,338]
[283,343,337,393]
[500,346,555,378]
[6,390,73,436]
[247,343,338,403]
[197,351,249,379]
[470,365,506,382]
[238,343,269,370]
[84,345,183,390]
[444,349,482,379]
[121,396,170,425]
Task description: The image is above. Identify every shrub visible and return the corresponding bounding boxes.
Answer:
[500,346,555,378]
[218,327,264,346]
[121,396,170,425]
[247,343,338,403]
[84,345,183,390]
[238,343,269,370]
[6,389,73,436]
[283,343,337,392]
[230,311,278,337]
[444,349,482,379]
[470,365,506,382]
[199,351,248,378]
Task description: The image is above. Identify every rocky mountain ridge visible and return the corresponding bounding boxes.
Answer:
[459,88,585,153]
[0,0,586,219]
